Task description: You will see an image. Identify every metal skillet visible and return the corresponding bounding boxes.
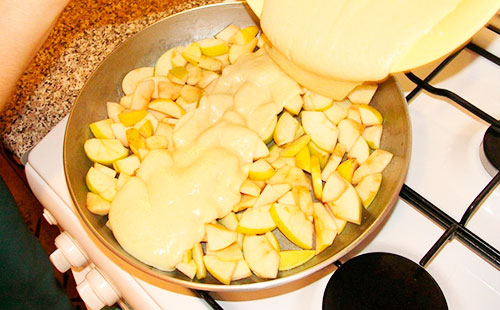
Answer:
[63,2,411,292]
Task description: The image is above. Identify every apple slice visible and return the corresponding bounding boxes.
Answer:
[307,141,330,169]
[362,124,383,149]
[237,204,276,234]
[232,194,257,212]
[270,157,295,169]
[148,99,185,119]
[347,136,370,165]
[205,223,238,252]
[267,166,312,190]
[115,172,131,191]
[242,234,279,279]
[301,111,338,152]
[283,95,304,115]
[347,105,362,123]
[168,66,189,84]
[93,163,117,178]
[338,119,364,151]
[291,186,313,221]
[86,192,112,216]
[277,191,295,205]
[120,95,132,109]
[197,70,219,89]
[294,145,311,173]
[126,128,145,155]
[198,55,223,72]
[84,138,129,165]
[254,184,291,208]
[113,155,140,175]
[331,213,347,234]
[359,104,383,126]
[337,158,359,183]
[85,167,117,196]
[322,172,348,203]
[328,181,362,224]
[260,114,278,144]
[203,254,237,285]
[145,135,169,150]
[347,83,378,104]
[176,260,197,279]
[248,159,275,181]
[180,85,202,103]
[154,48,175,77]
[106,102,125,123]
[218,211,238,231]
[323,99,351,125]
[278,250,315,271]
[229,26,259,45]
[215,243,244,262]
[310,155,323,201]
[270,203,313,249]
[198,38,229,57]
[229,37,258,64]
[240,179,261,197]
[280,134,311,157]
[215,24,240,42]
[303,90,333,111]
[232,259,252,281]
[321,143,346,181]
[265,231,280,252]
[355,173,383,208]
[274,112,300,146]
[122,67,154,95]
[181,42,202,64]
[118,110,147,127]
[130,79,154,110]
[192,242,206,279]
[313,202,337,254]
[352,149,393,184]
[89,119,115,139]
[158,81,182,100]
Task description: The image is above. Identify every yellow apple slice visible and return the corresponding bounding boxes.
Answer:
[337,158,359,184]
[240,179,262,197]
[248,159,275,181]
[294,145,311,173]
[321,143,346,181]
[215,243,244,262]
[328,181,362,224]
[115,172,131,191]
[347,136,370,165]
[145,135,169,150]
[185,63,203,86]
[203,254,236,285]
[313,202,337,254]
[130,79,154,110]
[277,191,295,204]
[301,111,338,153]
[122,66,154,95]
[330,212,347,234]
[265,231,280,252]
[232,259,252,281]
[113,155,140,175]
[106,102,125,123]
[347,105,362,124]
[205,223,238,252]
[89,119,115,139]
[197,70,219,89]
[154,48,175,77]
[359,104,383,126]
[267,166,311,190]
[274,111,300,146]
[120,95,132,109]
[242,234,279,279]
[347,83,378,105]
[198,55,223,71]
[323,99,351,125]
[260,114,277,144]
[110,123,128,147]
[270,157,295,169]
[291,186,314,222]
[215,24,240,42]
[303,90,333,111]
[118,110,147,127]
[93,162,117,178]
[176,260,197,279]
[192,242,206,279]
[307,141,330,169]
[198,38,229,57]
[352,149,393,184]
[137,120,154,138]
[181,42,202,64]
[362,124,383,149]
[322,171,348,203]
[158,81,182,100]
[168,66,189,85]
[180,85,202,103]
[270,203,313,249]
[310,155,323,201]
[126,128,145,155]
[278,250,315,271]
[355,173,383,208]
[229,26,259,45]
[338,119,364,151]
[84,138,129,165]
[232,194,257,212]
[85,167,117,196]
[218,211,238,231]
[237,205,276,234]
[229,37,258,64]
[283,95,304,115]
[254,184,291,208]
[280,134,311,157]
[86,192,112,216]
[148,99,185,119]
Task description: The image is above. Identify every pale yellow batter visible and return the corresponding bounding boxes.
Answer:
[109,50,302,271]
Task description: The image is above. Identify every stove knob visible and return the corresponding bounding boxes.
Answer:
[77,268,120,310]
[42,209,57,225]
[49,232,88,273]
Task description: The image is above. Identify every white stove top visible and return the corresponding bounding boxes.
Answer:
[25,26,500,309]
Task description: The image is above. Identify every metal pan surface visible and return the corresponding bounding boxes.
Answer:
[64,2,411,292]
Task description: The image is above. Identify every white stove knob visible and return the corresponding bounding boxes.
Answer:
[42,209,57,225]
[77,268,120,310]
[49,232,88,273]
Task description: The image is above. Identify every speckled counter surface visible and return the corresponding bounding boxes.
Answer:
[0,0,222,160]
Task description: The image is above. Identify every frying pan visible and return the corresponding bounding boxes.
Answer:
[64,2,411,292]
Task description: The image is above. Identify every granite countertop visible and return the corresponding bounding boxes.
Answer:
[0,0,221,161]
